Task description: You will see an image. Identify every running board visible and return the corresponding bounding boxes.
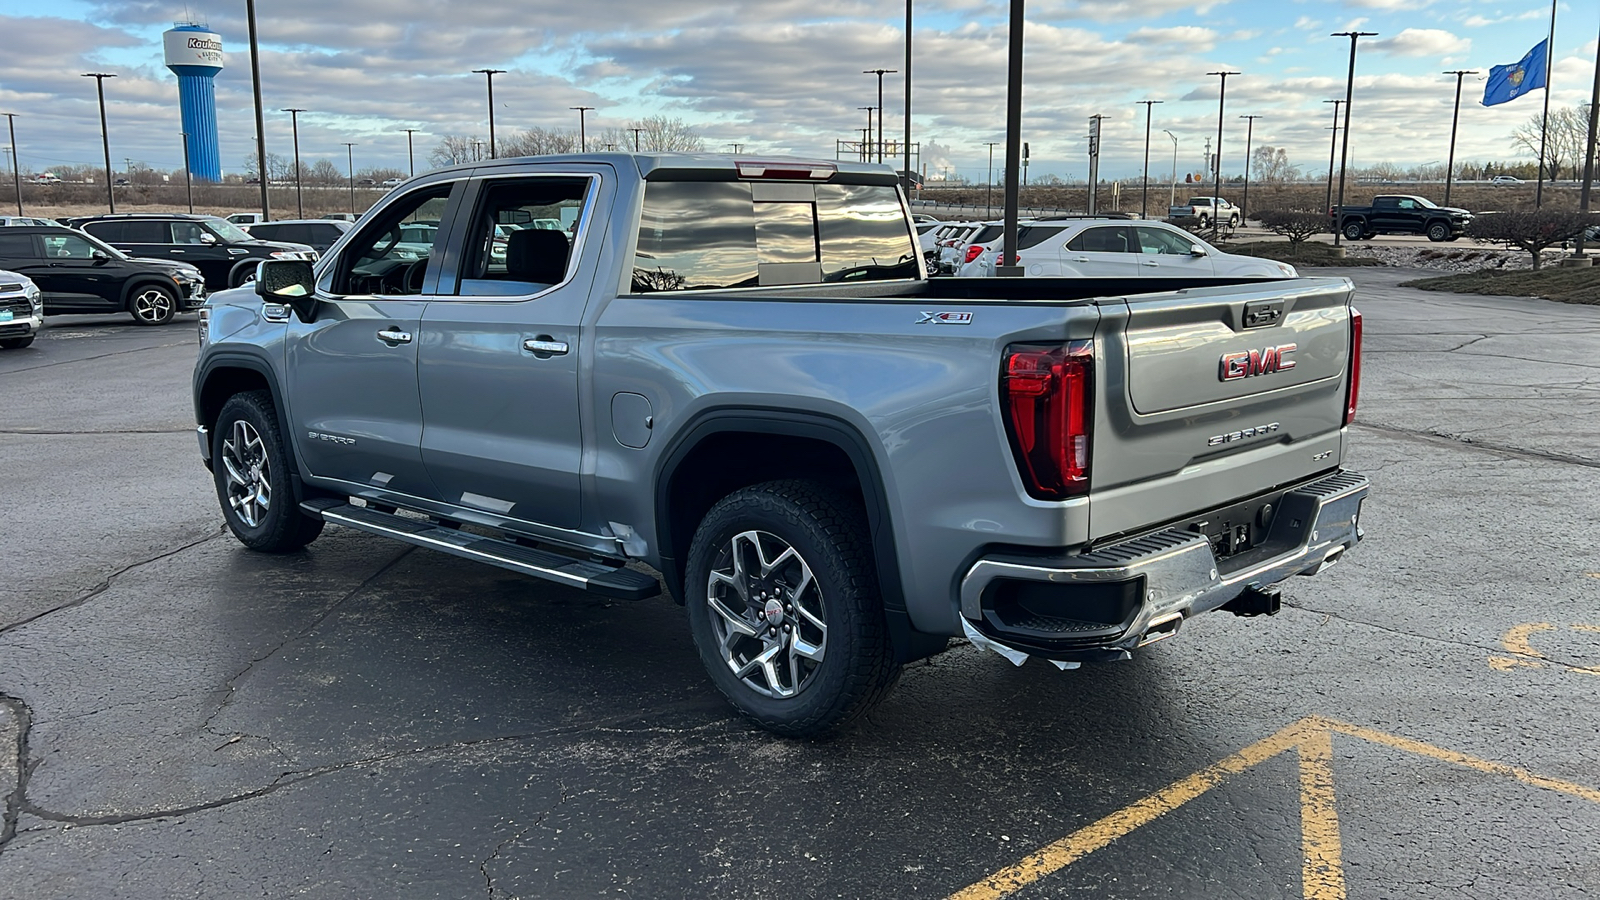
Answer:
[300,499,660,601]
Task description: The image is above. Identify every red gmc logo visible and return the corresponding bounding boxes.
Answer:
[1219,344,1297,381]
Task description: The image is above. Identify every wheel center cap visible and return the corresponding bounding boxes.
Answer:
[762,599,784,627]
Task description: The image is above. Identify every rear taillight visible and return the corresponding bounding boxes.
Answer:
[1344,307,1362,425]
[964,244,985,264]
[1001,341,1094,500]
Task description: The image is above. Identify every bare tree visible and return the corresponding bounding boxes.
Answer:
[626,115,706,152]
[1467,207,1589,269]
[307,158,343,186]
[498,127,578,157]
[428,134,483,168]
[1250,146,1296,183]
[1510,104,1593,181]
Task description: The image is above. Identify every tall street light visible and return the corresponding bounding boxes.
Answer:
[631,127,644,152]
[1239,114,1261,220]
[81,73,116,213]
[864,68,897,163]
[1442,71,1477,207]
[473,69,505,158]
[1323,99,1343,214]
[181,131,193,213]
[245,0,269,219]
[996,0,1024,277]
[1331,31,1377,250]
[985,141,1002,215]
[1163,129,1179,209]
[403,128,417,177]
[4,113,20,216]
[1206,70,1240,241]
[858,107,875,161]
[904,0,913,181]
[571,106,594,152]
[1137,100,1163,218]
[342,142,357,215]
[282,108,306,218]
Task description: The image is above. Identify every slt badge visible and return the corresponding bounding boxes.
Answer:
[917,311,973,325]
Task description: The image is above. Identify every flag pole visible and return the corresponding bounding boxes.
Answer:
[1574,12,1600,259]
[1536,0,1557,208]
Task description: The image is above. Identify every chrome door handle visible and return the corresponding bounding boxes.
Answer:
[1142,260,1160,266]
[523,338,569,356]
[376,328,412,344]
[1071,256,1089,263]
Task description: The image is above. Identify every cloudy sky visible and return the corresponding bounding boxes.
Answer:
[0,0,1590,182]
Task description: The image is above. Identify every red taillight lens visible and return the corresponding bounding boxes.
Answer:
[1344,307,1362,425]
[1001,341,1094,500]
[964,244,985,264]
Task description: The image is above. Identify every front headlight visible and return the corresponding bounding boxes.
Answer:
[268,251,293,260]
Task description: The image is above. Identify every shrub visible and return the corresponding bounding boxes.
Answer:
[1255,209,1330,248]
[1466,208,1590,270]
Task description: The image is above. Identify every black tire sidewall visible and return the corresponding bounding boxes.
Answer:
[684,482,893,736]
[0,336,34,349]
[212,391,321,552]
[128,284,176,326]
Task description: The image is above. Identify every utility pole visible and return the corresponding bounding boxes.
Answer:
[1440,72,1476,207]
[863,68,897,163]
[1137,100,1162,218]
[985,141,1002,215]
[245,0,269,218]
[1239,114,1261,219]
[4,113,21,215]
[1163,130,1179,209]
[181,131,193,213]
[473,69,505,158]
[1331,32,1377,249]
[283,108,306,217]
[1323,99,1343,214]
[81,73,116,213]
[403,128,417,177]
[342,142,357,215]
[1206,70,1240,241]
[571,106,594,152]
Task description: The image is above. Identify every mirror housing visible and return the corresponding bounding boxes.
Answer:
[255,259,318,321]
[90,249,110,262]
[199,231,219,244]
[1189,247,1208,257]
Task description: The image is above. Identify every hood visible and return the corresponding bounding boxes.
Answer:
[1439,206,1472,217]
[127,256,204,278]
[251,239,316,252]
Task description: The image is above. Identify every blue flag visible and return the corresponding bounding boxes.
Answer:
[1483,39,1548,106]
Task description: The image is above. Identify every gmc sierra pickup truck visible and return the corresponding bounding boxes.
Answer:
[1335,195,1472,242]
[193,153,1368,736]
[1166,197,1241,230]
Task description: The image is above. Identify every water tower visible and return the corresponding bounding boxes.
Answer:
[164,24,225,182]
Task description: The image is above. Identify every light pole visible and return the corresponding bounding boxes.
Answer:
[403,128,417,176]
[985,141,1001,215]
[1323,99,1343,214]
[1239,114,1260,220]
[81,73,116,213]
[245,0,269,218]
[342,142,357,215]
[997,0,1025,277]
[1163,129,1179,209]
[570,106,594,152]
[726,143,744,153]
[1138,100,1163,218]
[1331,32,1377,249]
[1442,71,1477,207]
[472,69,505,158]
[4,113,20,216]
[1206,70,1240,241]
[181,131,193,213]
[904,0,913,180]
[631,127,643,152]
[863,68,897,163]
[859,107,875,161]
[282,108,305,218]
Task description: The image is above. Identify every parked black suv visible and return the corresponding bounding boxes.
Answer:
[69,214,316,290]
[240,218,352,253]
[0,226,206,325]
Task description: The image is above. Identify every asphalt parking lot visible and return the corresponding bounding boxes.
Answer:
[2,272,1598,899]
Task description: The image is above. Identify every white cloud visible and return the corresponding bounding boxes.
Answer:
[1370,28,1470,58]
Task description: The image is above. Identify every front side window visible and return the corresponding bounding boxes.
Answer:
[453,176,591,297]
[40,233,98,259]
[336,186,453,296]
[171,221,209,244]
[1136,227,1198,255]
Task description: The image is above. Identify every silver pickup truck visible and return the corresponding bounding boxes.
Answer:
[193,153,1367,736]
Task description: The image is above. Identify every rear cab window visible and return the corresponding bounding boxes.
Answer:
[631,179,918,292]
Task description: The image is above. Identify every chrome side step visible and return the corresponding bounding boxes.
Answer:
[301,499,660,601]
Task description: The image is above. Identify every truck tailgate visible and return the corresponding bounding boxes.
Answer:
[1089,277,1354,541]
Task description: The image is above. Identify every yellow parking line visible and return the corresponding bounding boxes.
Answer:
[946,719,1315,900]
[1297,727,1346,900]
[1501,622,1554,659]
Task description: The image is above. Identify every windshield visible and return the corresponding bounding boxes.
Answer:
[1413,196,1438,209]
[204,218,254,243]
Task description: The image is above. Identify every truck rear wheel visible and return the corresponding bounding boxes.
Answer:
[1342,221,1366,241]
[212,390,324,552]
[684,480,900,737]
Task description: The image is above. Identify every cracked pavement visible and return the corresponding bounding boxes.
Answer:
[1,286,1597,899]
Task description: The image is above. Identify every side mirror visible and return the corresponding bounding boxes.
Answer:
[255,259,318,321]
[90,249,110,262]
[1189,247,1208,257]
[199,232,219,244]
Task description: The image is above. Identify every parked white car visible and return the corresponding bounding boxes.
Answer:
[967,219,1297,279]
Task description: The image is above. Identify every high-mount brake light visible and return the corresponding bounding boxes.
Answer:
[1344,307,1363,425]
[1000,341,1094,500]
[735,160,836,180]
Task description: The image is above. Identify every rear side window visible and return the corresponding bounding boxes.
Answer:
[122,221,170,243]
[0,233,37,258]
[632,180,917,292]
[970,225,1003,245]
[83,221,124,242]
[247,223,283,241]
[1016,225,1067,250]
[1066,226,1134,253]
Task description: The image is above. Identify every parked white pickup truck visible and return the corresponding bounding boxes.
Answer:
[1167,197,1240,230]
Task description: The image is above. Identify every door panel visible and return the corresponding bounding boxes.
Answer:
[33,232,120,305]
[1057,225,1142,277]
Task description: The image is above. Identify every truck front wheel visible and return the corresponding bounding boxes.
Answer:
[684,480,900,737]
[212,390,324,552]
[1426,222,1450,242]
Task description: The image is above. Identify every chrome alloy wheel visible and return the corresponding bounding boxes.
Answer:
[221,419,272,528]
[131,287,174,323]
[705,530,827,699]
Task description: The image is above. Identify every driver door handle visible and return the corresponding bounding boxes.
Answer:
[1142,260,1160,266]
[376,328,412,344]
[523,338,569,356]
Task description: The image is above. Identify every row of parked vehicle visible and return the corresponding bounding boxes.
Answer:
[0,212,326,346]
[917,213,1297,280]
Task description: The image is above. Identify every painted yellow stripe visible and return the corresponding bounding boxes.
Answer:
[1319,717,1600,805]
[946,719,1314,900]
[1501,622,1554,659]
[1297,728,1347,900]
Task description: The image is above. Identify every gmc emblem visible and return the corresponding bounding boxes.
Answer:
[1219,344,1297,381]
